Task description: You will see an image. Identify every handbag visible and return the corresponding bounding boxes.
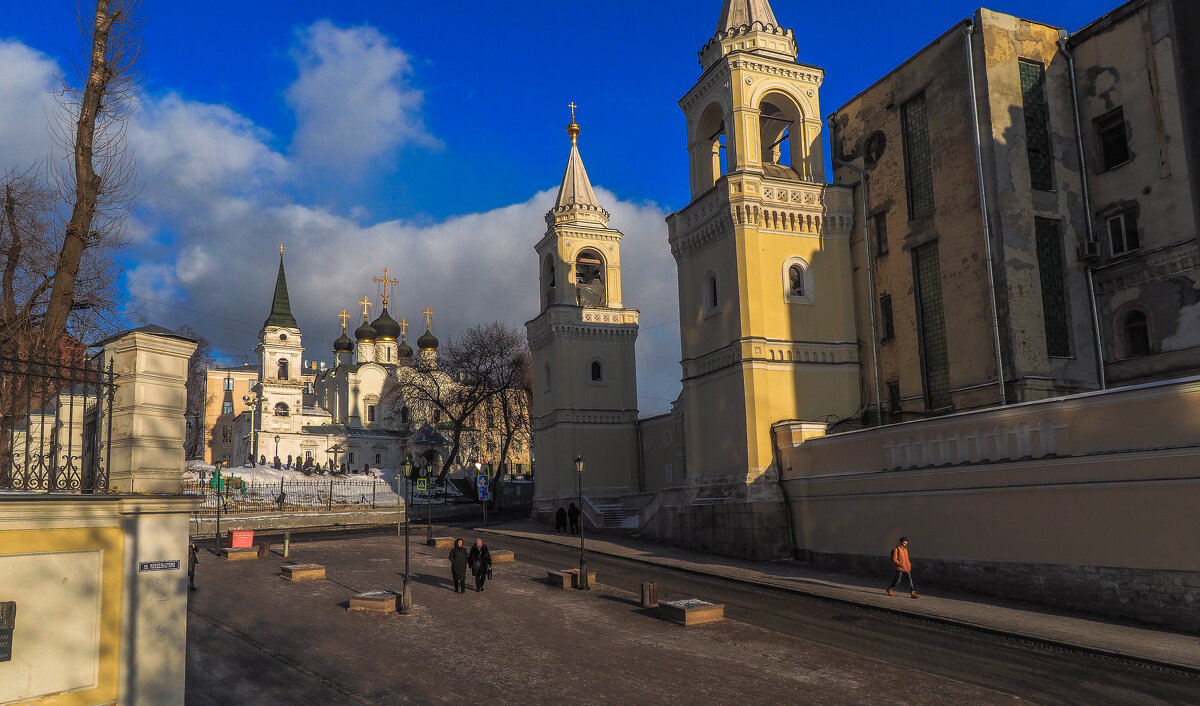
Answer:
[487,566,493,580]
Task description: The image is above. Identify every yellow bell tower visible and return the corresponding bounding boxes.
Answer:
[666,0,859,491]
[526,108,641,507]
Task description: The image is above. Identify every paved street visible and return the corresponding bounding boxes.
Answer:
[186,532,1012,704]
[185,522,1199,705]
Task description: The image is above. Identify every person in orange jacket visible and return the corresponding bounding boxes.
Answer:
[887,536,919,598]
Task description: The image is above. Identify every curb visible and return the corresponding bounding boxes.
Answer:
[477,526,1200,676]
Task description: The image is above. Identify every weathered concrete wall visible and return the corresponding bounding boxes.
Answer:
[779,378,1200,629]
[1071,0,1200,385]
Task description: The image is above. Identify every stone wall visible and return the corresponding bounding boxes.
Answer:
[810,552,1200,631]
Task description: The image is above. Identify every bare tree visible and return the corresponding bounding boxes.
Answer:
[0,1,139,358]
[383,322,529,483]
[177,325,213,458]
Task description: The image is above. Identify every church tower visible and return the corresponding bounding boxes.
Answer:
[661,0,859,556]
[254,248,307,460]
[527,110,640,504]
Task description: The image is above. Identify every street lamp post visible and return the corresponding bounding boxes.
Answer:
[401,457,413,612]
[423,461,434,544]
[575,455,589,590]
[274,435,281,466]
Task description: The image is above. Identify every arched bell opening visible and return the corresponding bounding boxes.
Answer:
[575,248,606,307]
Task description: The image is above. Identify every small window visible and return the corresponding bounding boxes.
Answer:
[873,212,888,255]
[880,295,895,341]
[887,381,902,414]
[784,258,813,304]
[1019,60,1053,191]
[401,407,410,424]
[665,463,673,484]
[348,452,354,465]
[224,377,234,392]
[367,405,376,422]
[590,360,603,382]
[1107,209,1140,256]
[704,271,719,314]
[274,402,290,417]
[279,333,288,341]
[1096,107,1129,171]
[222,401,234,415]
[788,265,805,297]
[222,426,233,443]
[1122,310,1151,357]
[375,453,382,465]
[277,359,289,380]
[544,363,552,391]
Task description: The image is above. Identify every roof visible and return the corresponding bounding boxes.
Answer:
[263,255,298,329]
[555,141,602,211]
[301,424,405,440]
[91,324,197,347]
[716,0,779,34]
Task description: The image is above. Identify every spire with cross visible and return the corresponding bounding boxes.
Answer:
[423,306,434,330]
[400,317,409,341]
[338,308,350,331]
[372,267,399,307]
[358,295,372,321]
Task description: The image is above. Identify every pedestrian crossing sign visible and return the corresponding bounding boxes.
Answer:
[416,478,427,491]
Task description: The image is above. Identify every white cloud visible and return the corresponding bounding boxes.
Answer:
[285,20,437,171]
[0,40,62,168]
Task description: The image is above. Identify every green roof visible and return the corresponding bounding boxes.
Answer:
[264,255,298,329]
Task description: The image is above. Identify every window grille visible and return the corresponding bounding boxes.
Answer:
[1035,218,1070,356]
[912,242,951,410]
[901,93,934,220]
[1096,107,1129,171]
[1019,60,1054,191]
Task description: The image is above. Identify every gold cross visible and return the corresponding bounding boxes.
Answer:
[279,243,286,256]
[569,102,577,121]
[372,267,399,307]
[399,317,409,340]
[423,306,434,329]
[358,295,372,320]
[338,308,350,330]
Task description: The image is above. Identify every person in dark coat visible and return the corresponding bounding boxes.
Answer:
[567,502,581,535]
[468,538,493,592]
[187,541,199,591]
[554,506,568,534]
[448,538,470,593]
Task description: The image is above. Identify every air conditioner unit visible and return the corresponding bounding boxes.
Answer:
[1076,240,1101,262]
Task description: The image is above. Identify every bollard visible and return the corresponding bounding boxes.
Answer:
[283,532,291,558]
[640,580,658,608]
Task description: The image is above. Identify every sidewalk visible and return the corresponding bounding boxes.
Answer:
[478,519,1200,673]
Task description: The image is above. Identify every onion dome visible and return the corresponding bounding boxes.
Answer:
[355,317,377,341]
[333,330,353,353]
[398,339,413,358]
[371,307,402,341]
[417,326,439,350]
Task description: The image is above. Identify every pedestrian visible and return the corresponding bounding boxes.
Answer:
[886,536,919,598]
[187,541,199,591]
[468,538,493,592]
[555,506,568,534]
[448,538,470,594]
[567,502,580,535]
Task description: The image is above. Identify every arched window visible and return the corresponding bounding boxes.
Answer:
[274,402,290,417]
[784,257,814,304]
[694,102,728,191]
[375,453,382,465]
[277,359,289,380]
[704,271,719,315]
[367,405,376,422]
[222,426,232,443]
[1122,310,1151,358]
[757,91,814,180]
[543,254,557,309]
[575,249,606,307]
[590,360,603,382]
[401,406,410,425]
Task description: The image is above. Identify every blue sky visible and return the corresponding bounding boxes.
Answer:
[4,0,1120,415]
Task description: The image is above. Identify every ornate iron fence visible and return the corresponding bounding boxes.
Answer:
[183,477,403,514]
[0,354,116,493]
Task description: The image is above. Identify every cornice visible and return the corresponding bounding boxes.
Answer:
[526,306,640,350]
[532,408,640,430]
[681,337,860,381]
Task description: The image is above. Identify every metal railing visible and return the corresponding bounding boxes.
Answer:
[0,354,115,493]
[184,477,401,514]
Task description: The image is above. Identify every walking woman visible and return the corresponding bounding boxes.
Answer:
[468,538,493,592]
[448,538,470,593]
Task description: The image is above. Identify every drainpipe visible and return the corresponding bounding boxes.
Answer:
[1059,36,1108,390]
[828,138,884,426]
[964,23,1008,405]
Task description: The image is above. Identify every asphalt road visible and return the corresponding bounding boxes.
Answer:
[448,523,1200,706]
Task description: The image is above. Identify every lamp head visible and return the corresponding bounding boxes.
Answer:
[274,435,280,443]
[574,455,584,474]
[402,458,412,475]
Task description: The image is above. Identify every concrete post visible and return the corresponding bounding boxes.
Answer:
[101,327,197,494]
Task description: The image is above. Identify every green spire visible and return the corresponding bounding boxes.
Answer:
[264,254,298,329]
